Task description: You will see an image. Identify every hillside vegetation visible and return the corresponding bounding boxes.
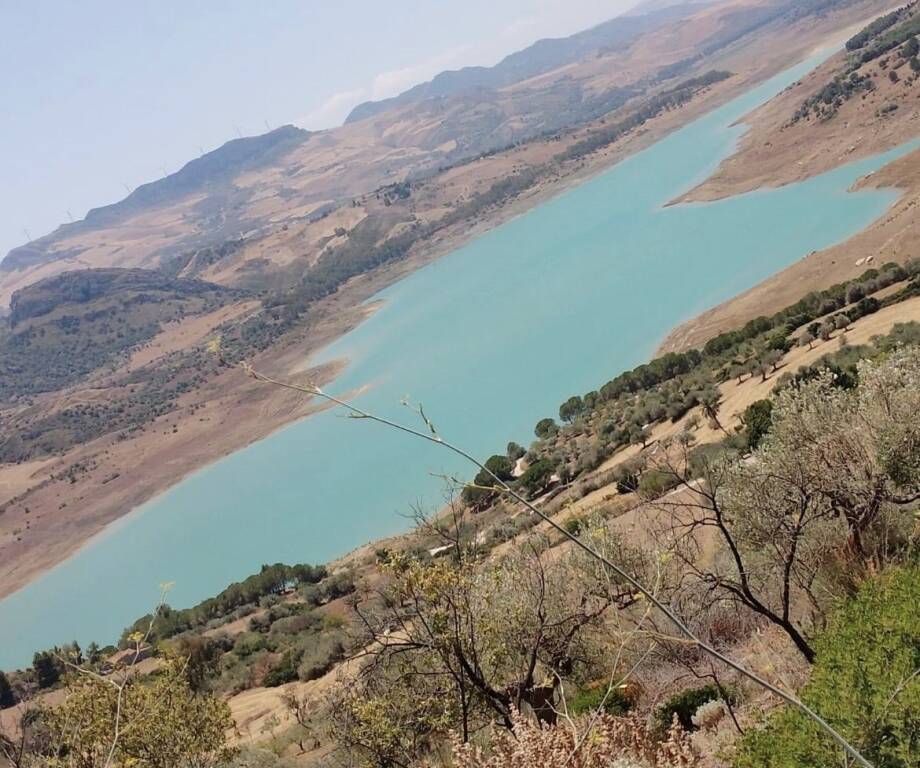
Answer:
[1,269,237,399]
[3,261,919,768]
[0,269,241,462]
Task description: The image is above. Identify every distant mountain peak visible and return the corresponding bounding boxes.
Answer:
[344,2,711,124]
[81,125,311,228]
[2,125,310,272]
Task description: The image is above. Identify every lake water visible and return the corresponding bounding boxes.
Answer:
[1,52,916,669]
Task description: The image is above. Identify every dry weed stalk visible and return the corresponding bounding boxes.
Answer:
[443,709,697,768]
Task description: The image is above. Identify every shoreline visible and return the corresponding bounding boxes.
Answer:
[0,8,905,605]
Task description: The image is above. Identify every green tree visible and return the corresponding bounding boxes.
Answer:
[32,651,60,690]
[462,454,515,507]
[482,454,514,482]
[697,386,725,434]
[41,660,235,767]
[558,395,585,423]
[169,635,222,693]
[742,399,773,449]
[333,533,645,763]
[518,458,553,496]
[506,441,526,461]
[0,671,14,708]
[628,423,651,449]
[734,566,920,768]
[764,348,783,373]
[534,417,557,439]
[663,352,920,662]
[86,642,102,665]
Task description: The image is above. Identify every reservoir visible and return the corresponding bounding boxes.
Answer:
[0,51,915,668]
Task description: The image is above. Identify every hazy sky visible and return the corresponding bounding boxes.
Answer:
[0,0,639,261]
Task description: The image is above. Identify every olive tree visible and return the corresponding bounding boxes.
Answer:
[654,350,920,662]
[332,528,648,765]
[13,661,235,768]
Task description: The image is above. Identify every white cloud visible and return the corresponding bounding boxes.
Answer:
[368,45,473,101]
[293,1,638,131]
[294,87,369,130]
[295,46,476,130]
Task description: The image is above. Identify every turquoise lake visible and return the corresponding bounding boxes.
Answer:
[1,52,916,668]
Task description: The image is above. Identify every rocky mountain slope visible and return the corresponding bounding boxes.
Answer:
[343,2,713,123]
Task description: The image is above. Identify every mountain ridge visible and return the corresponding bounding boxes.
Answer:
[1,126,310,273]
[343,3,711,124]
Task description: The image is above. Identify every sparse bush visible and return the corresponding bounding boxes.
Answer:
[297,633,346,681]
[444,708,699,768]
[563,516,587,536]
[637,469,679,500]
[263,650,299,687]
[233,632,270,658]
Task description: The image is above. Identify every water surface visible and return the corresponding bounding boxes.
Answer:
[0,52,915,668]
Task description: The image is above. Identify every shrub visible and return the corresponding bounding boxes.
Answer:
[563,516,586,536]
[233,632,270,658]
[446,709,699,768]
[655,685,722,731]
[569,682,638,716]
[613,461,641,494]
[691,699,726,731]
[269,612,322,636]
[300,570,355,607]
[637,469,680,500]
[263,650,300,687]
[297,633,346,681]
[734,566,920,767]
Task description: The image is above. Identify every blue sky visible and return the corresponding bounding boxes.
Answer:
[0,0,638,261]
